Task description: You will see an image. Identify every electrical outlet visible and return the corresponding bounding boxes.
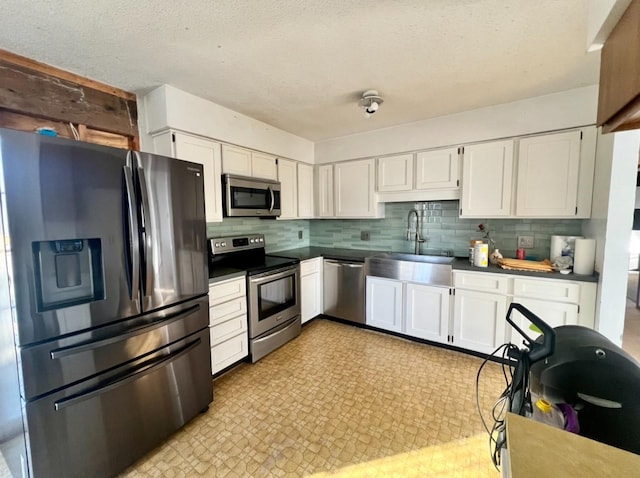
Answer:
[517,235,534,248]
[361,231,370,241]
[298,230,303,240]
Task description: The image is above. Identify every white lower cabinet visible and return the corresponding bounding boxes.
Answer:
[300,258,323,323]
[404,283,450,343]
[366,277,450,339]
[366,277,404,332]
[209,276,248,374]
[452,289,508,354]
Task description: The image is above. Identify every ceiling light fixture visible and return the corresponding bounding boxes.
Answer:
[358,90,384,118]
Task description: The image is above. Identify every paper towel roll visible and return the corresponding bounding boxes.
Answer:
[573,238,596,275]
[550,235,583,260]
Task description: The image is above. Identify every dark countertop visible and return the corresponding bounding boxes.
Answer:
[269,246,385,263]
[452,259,599,283]
[269,247,599,283]
[208,267,246,284]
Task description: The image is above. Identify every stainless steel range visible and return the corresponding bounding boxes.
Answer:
[209,235,301,362]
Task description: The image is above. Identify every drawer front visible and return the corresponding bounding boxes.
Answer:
[209,296,247,326]
[209,277,246,306]
[300,257,322,276]
[209,314,248,346]
[211,333,248,374]
[513,278,580,303]
[453,271,510,294]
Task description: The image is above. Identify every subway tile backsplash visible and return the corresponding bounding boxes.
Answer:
[207,218,310,253]
[308,201,584,260]
[207,201,583,259]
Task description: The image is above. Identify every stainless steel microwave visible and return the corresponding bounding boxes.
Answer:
[223,174,281,217]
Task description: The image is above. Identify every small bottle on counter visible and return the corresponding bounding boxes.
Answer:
[469,240,483,264]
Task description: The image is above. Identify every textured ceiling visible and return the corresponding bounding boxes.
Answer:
[0,0,599,141]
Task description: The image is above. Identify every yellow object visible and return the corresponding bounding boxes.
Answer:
[536,398,553,413]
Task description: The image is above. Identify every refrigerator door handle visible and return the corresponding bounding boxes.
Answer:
[53,337,202,411]
[123,164,140,302]
[133,153,154,298]
[49,303,201,360]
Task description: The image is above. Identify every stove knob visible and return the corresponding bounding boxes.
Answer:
[259,238,264,243]
[214,242,220,248]
[221,242,227,247]
[250,239,255,243]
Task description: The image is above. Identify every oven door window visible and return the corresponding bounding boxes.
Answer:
[230,186,270,210]
[257,274,296,321]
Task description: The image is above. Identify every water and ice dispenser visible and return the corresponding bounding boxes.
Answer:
[32,238,104,311]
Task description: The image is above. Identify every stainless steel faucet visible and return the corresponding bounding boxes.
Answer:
[406,208,425,254]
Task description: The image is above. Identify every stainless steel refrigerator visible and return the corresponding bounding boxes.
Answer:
[0,128,212,477]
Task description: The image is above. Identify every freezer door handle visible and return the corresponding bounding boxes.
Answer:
[134,153,154,298]
[123,163,140,302]
[53,337,202,411]
[49,303,201,360]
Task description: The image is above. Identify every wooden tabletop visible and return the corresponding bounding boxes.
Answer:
[507,412,640,477]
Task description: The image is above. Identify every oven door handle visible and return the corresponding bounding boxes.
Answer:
[249,266,298,283]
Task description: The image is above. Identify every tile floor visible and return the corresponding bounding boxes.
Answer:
[121,319,505,477]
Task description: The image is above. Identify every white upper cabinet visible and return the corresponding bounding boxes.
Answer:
[278,158,298,219]
[221,144,252,176]
[515,130,582,218]
[415,147,460,190]
[151,130,223,223]
[316,164,334,218]
[460,140,515,218]
[221,145,278,180]
[251,151,278,180]
[297,163,314,218]
[334,159,383,218]
[377,153,414,192]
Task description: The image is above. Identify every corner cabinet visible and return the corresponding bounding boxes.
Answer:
[515,128,596,218]
[459,140,515,218]
[151,130,223,223]
[316,164,334,217]
[297,163,314,218]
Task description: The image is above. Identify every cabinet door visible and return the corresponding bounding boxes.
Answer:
[297,163,314,218]
[460,140,515,217]
[453,289,507,354]
[415,147,459,190]
[404,283,450,344]
[366,277,403,333]
[515,130,581,217]
[316,164,334,217]
[509,297,578,346]
[152,131,223,223]
[221,144,252,176]
[301,271,322,324]
[377,154,414,192]
[277,158,298,219]
[335,159,377,217]
[251,152,278,180]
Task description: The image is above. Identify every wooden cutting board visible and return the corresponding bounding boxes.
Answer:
[498,258,554,272]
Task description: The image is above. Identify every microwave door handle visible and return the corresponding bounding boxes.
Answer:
[133,152,154,298]
[268,187,275,212]
[123,163,140,302]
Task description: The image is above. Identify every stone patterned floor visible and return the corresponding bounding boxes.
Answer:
[121,319,505,477]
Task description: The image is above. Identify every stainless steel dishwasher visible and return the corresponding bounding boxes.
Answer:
[323,259,365,324]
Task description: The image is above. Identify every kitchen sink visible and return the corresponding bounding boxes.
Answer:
[365,252,454,286]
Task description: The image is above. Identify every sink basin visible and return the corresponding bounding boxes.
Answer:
[365,253,454,287]
[373,252,455,265]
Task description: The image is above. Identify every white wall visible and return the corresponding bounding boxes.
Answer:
[315,85,599,163]
[138,85,314,163]
[583,129,640,345]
